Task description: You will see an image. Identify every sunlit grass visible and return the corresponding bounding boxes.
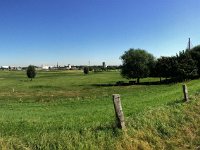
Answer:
[0,70,200,149]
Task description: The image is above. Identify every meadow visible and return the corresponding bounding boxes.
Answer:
[0,70,200,149]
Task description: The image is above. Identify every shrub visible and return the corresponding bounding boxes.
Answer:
[83,67,89,74]
[27,65,36,81]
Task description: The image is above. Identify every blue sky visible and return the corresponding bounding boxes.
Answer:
[0,0,200,66]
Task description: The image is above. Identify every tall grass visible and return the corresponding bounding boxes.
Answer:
[0,70,200,149]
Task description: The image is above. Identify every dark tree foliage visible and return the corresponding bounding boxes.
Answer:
[107,66,120,70]
[155,56,179,79]
[26,65,36,81]
[83,66,89,74]
[120,47,199,83]
[175,50,197,81]
[188,45,200,76]
[88,67,93,71]
[121,49,155,83]
[155,57,172,80]
[154,51,197,82]
[168,56,179,78]
[148,61,156,77]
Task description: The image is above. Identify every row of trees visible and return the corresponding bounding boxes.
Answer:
[26,65,120,80]
[83,66,121,74]
[121,45,200,83]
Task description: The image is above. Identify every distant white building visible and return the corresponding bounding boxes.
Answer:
[17,67,22,70]
[68,64,71,69]
[41,65,53,70]
[1,66,9,69]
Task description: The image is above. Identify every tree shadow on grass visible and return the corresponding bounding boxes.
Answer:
[92,79,177,87]
[92,83,127,87]
[92,76,200,87]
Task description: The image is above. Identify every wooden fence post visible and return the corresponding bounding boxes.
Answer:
[182,84,189,102]
[112,94,126,129]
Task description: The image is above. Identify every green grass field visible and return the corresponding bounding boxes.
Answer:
[0,70,200,149]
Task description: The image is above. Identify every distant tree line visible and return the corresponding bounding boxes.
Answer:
[82,65,121,74]
[121,45,200,83]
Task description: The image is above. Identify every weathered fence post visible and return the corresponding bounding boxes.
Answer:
[112,94,126,129]
[182,84,189,102]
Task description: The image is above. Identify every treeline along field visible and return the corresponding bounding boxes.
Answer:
[0,70,200,149]
[120,45,200,84]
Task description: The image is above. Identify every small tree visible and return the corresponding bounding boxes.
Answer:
[27,65,36,81]
[89,66,93,71]
[83,66,89,74]
[121,48,155,83]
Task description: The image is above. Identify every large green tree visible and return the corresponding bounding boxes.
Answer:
[27,65,36,81]
[176,50,197,81]
[120,48,155,83]
[155,51,197,82]
[155,56,178,81]
[188,45,200,76]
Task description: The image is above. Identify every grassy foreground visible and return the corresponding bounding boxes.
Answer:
[0,70,200,149]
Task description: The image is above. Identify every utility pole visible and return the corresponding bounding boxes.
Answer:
[188,38,191,50]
